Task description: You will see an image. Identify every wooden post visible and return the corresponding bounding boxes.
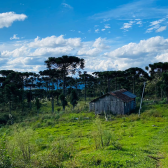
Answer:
[138,82,146,117]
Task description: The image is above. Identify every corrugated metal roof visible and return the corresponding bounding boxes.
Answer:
[89,89,136,103]
[122,91,136,98]
[89,93,109,103]
[110,91,133,102]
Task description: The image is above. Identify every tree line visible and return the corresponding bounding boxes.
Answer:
[0,55,168,120]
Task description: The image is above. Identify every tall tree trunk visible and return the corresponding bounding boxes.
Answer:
[63,69,66,110]
[155,85,157,99]
[107,78,110,92]
[29,87,32,110]
[9,100,11,115]
[21,78,24,113]
[85,77,86,103]
[133,76,135,94]
[100,81,102,96]
[51,81,54,113]
[115,77,117,90]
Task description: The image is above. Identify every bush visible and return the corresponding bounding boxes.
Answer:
[0,114,9,125]
[45,120,55,126]
[141,109,162,119]
[37,137,75,168]
[7,128,37,167]
[92,116,115,149]
[128,114,140,122]
[0,135,12,168]
[56,107,61,113]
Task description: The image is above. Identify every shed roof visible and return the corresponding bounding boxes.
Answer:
[90,89,135,103]
[122,91,136,98]
[109,91,133,102]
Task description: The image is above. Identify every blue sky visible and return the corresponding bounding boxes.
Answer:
[0,0,168,74]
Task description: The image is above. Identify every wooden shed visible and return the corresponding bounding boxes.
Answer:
[89,89,136,115]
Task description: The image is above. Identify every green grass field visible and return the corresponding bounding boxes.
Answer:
[1,100,168,168]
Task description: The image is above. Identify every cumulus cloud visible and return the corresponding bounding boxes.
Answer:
[29,35,81,48]
[101,29,105,31]
[101,36,168,71]
[106,36,168,58]
[1,46,29,57]
[1,35,168,73]
[77,37,110,57]
[0,12,27,28]
[29,46,73,57]
[10,34,20,40]
[92,37,110,49]
[156,53,168,62]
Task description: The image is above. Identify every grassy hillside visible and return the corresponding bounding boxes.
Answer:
[1,101,168,168]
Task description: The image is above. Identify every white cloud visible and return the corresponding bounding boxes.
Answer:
[1,35,168,73]
[95,29,99,33]
[156,26,167,32]
[156,53,168,62]
[62,3,73,9]
[78,31,81,33]
[146,18,166,33]
[0,12,27,28]
[92,37,110,49]
[1,46,29,57]
[10,34,20,40]
[136,20,142,26]
[101,29,105,31]
[101,36,168,70]
[29,46,73,57]
[29,35,81,48]
[77,37,110,57]
[150,18,165,26]
[105,24,111,28]
[121,21,134,31]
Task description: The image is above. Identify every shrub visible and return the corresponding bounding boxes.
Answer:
[56,107,61,113]
[55,114,60,121]
[92,116,115,149]
[141,109,162,119]
[0,135,12,168]
[0,114,9,125]
[37,137,75,168]
[45,120,55,126]
[7,128,37,167]
[128,114,140,122]
[33,122,42,129]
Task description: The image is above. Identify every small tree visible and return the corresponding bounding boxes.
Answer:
[70,89,79,109]
[35,98,41,115]
[59,94,67,110]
